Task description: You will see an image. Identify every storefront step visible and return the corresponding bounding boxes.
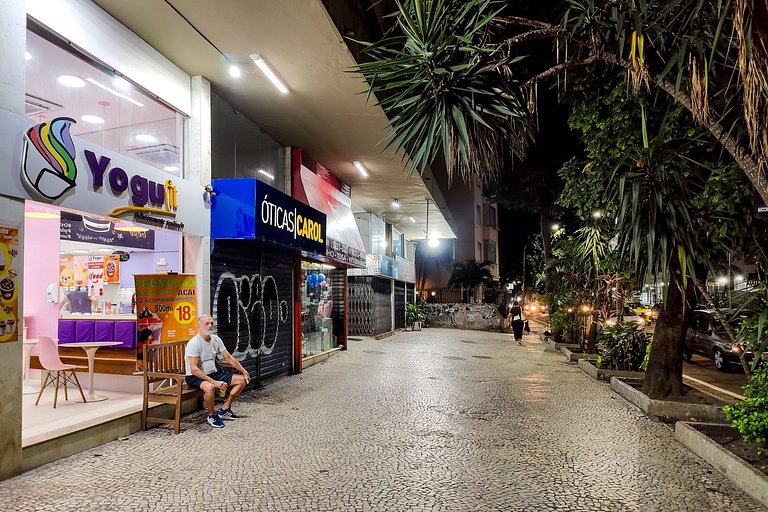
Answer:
[21,395,200,472]
[302,347,343,369]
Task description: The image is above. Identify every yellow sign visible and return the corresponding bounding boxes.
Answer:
[134,274,197,362]
[0,226,20,343]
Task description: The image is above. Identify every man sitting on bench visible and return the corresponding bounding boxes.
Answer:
[185,315,250,428]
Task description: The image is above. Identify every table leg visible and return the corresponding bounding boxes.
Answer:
[22,344,38,395]
[76,347,108,402]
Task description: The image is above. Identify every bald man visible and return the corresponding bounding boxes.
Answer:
[185,315,250,428]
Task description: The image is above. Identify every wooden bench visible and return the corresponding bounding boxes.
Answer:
[142,340,202,434]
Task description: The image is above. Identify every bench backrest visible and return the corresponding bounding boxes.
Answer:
[143,340,188,375]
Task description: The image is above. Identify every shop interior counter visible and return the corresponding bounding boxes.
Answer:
[30,316,141,375]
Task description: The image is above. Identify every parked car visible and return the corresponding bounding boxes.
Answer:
[626,301,653,322]
[684,309,751,371]
[594,306,650,333]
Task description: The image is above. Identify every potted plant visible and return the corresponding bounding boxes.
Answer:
[406,301,428,331]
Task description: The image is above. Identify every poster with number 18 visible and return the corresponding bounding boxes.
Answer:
[133,274,197,364]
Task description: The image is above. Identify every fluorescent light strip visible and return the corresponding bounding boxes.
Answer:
[250,54,289,94]
[258,169,275,180]
[353,161,369,177]
[409,216,416,223]
[86,78,144,107]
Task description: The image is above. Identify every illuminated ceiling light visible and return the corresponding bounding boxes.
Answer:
[86,78,144,107]
[250,54,289,94]
[57,74,85,88]
[24,51,31,61]
[72,249,89,254]
[409,216,416,223]
[353,161,369,177]
[391,198,400,208]
[98,248,113,253]
[135,133,157,143]
[257,169,275,180]
[427,232,439,247]
[80,114,105,124]
[163,166,180,173]
[551,223,560,231]
[592,210,602,219]
[228,65,241,78]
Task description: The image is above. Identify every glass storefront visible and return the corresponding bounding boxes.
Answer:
[25,26,186,176]
[301,261,338,357]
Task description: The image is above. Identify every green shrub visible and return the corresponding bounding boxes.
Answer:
[406,301,429,327]
[724,366,768,453]
[550,309,582,344]
[596,323,651,372]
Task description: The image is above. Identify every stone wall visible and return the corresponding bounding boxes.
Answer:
[426,303,503,331]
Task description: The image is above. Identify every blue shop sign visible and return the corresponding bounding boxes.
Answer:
[211,178,326,255]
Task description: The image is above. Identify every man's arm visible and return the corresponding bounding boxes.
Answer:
[188,356,226,388]
[222,349,250,384]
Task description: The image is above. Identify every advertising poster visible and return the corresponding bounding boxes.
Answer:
[103,254,120,283]
[59,255,73,286]
[0,226,20,343]
[87,255,104,298]
[134,273,198,362]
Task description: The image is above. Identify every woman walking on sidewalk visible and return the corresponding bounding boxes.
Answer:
[508,301,526,345]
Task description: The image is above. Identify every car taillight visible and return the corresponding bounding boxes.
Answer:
[732,344,744,354]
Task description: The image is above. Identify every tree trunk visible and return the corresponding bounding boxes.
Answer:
[540,209,552,263]
[641,250,693,399]
[586,312,599,354]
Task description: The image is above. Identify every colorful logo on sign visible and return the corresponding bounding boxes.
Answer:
[21,117,78,200]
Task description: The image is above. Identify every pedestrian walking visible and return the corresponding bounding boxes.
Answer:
[508,300,527,345]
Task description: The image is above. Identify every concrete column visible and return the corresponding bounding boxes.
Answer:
[184,76,211,315]
[0,0,26,481]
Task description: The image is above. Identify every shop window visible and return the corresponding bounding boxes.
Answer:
[25,28,185,176]
[371,214,386,255]
[392,228,403,258]
[210,94,286,190]
[301,261,339,356]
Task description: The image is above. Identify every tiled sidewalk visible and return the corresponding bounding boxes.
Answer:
[0,328,763,511]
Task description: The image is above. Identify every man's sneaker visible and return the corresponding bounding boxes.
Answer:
[218,408,241,420]
[207,413,225,428]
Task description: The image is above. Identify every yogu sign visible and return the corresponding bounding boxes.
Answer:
[10,114,209,237]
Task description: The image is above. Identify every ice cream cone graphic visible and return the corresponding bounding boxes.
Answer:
[21,117,78,201]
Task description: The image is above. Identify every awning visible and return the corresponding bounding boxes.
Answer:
[295,165,366,268]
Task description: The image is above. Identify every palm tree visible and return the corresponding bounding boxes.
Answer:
[448,259,494,303]
[354,0,768,204]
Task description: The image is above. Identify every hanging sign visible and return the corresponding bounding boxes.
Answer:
[133,273,198,363]
[59,211,155,250]
[0,226,19,343]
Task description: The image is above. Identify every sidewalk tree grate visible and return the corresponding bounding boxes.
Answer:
[363,350,386,355]
[472,355,493,359]
[444,356,466,360]
[459,339,476,344]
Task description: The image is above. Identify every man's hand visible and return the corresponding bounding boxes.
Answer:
[213,380,227,390]
[242,371,251,385]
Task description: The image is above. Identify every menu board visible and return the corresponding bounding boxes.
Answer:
[0,226,20,343]
[87,256,104,298]
[103,254,120,283]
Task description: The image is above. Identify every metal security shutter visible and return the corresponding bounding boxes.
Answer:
[372,277,392,334]
[329,269,347,346]
[394,281,405,329]
[348,276,374,336]
[211,239,294,381]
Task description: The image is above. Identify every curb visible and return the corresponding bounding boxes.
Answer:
[610,377,726,422]
[675,421,768,508]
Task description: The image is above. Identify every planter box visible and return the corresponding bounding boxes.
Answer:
[578,359,645,381]
[561,346,598,362]
[610,377,726,422]
[675,422,768,509]
[543,337,580,351]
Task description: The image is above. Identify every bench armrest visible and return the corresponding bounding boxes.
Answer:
[145,371,186,380]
